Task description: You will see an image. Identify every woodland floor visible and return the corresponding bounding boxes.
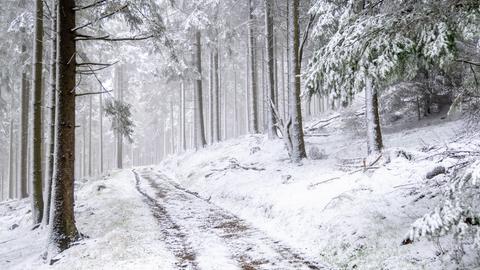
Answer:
[134,168,329,270]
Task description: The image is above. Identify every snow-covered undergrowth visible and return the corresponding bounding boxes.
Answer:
[0,170,175,270]
[158,117,469,269]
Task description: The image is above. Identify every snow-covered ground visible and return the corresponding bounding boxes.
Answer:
[156,115,467,269]
[0,170,176,270]
[0,112,471,269]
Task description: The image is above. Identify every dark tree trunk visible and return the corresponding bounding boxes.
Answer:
[365,78,383,154]
[288,0,307,162]
[47,0,79,255]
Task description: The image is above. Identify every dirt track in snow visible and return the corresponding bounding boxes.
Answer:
[133,168,329,270]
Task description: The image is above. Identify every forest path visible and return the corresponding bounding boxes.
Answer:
[133,168,329,270]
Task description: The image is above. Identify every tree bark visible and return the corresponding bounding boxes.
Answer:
[248,0,259,133]
[288,0,307,162]
[88,95,92,175]
[32,0,45,224]
[47,0,79,255]
[208,51,214,144]
[99,91,103,173]
[19,41,30,199]
[8,86,15,199]
[180,81,186,151]
[213,48,220,142]
[264,0,277,139]
[44,0,57,225]
[115,65,123,169]
[194,31,207,147]
[365,78,383,155]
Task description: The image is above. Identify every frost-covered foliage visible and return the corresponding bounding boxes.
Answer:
[305,0,479,103]
[404,141,480,266]
[104,98,135,142]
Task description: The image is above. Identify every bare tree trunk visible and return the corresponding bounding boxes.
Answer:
[115,66,123,169]
[19,41,30,199]
[264,0,277,139]
[194,31,207,147]
[233,67,238,137]
[180,81,186,151]
[281,47,286,120]
[47,0,79,255]
[43,0,57,225]
[365,78,383,155]
[32,0,45,224]
[170,96,175,153]
[88,95,92,176]
[245,45,250,134]
[288,0,307,162]
[213,48,220,142]
[8,87,15,199]
[208,51,214,144]
[248,0,259,133]
[99,91,104,173]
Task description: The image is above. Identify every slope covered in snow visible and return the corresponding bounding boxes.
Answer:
[156,116,466,269]
[0,170,176,270]
[0,114,472,270]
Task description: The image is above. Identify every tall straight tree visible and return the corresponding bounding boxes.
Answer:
[264,0,277,139]
[180,81,186,151]
[115,65,124,169]
[247,0,259,133]
[213,48,220,142]
[8,86,15,199]
[288,0,306,162]
[32,0,45,224]
[194,31,207,147]
[19,36,29,199]
[99,91,104,173]
[43,0,57,225]
[47,0,79,255]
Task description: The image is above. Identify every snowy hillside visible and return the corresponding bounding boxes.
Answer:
[1,113,475,269]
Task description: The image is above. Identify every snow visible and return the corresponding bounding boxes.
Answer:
[0,110,470,269]
[0,170,176,270]
[156,115,465,269]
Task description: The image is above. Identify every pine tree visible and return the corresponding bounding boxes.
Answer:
[288,0,307,162]
[47,0,79,256]
[32,0,45,224]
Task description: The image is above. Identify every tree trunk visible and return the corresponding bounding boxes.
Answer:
[19,41,30,199]
[208,51,214,144]
[180,81,186,151]
[99,91,103,173]
[264,0,277,139]
[248,0,259,133]
[365,78,383,155]
[115,66,123,169]
[245,45,250,134]
[44,0,57,225]
[194,31,207,147]
[288,0,307,162]
[170,96,175,153]
[213,48,221,142]
[233,67,238,137]
[32,0,45,224]
[88,95,92,176]
[47,0,79,255]
[8,87,15,199]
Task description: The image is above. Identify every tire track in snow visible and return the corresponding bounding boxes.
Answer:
[135,168,329,270]
[133,170,199,270]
